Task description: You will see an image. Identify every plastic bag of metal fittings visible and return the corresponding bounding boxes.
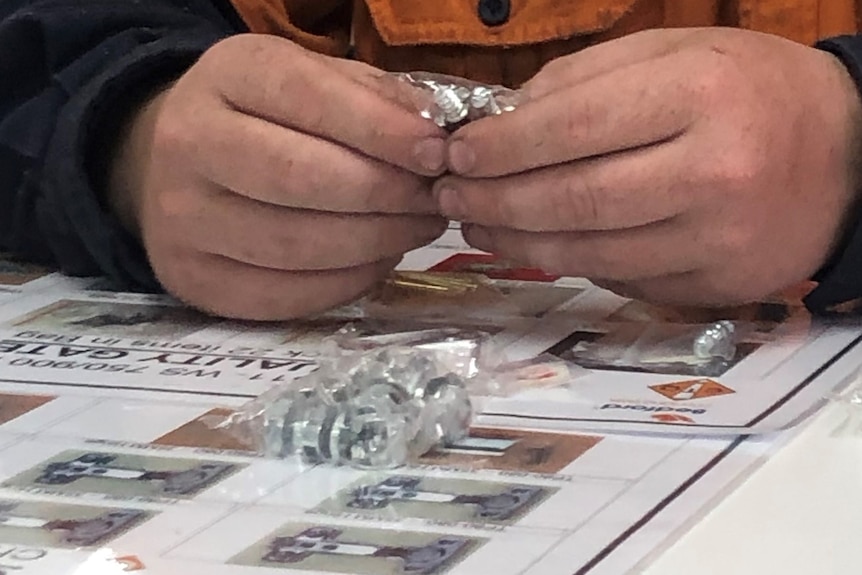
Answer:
[203,341,484,470]
[203,335,581,470]
[332,322,496,371]
[383,72,522,131]
[561,320,755,378]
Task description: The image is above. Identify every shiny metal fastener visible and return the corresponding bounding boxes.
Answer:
[392,72,522,130]
[692,320,737,361]
[260,346,473,469]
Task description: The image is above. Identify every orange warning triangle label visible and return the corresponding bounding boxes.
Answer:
[651,413,695,423]
[114,556,145,571]
[649,379,734,401]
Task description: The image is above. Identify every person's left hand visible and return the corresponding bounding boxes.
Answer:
[435,28,862,306]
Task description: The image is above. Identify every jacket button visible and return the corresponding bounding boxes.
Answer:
[478,0,510,27]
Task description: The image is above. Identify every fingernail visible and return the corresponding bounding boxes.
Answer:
[414,138,446,173]
[448,140,476,174]
[436,186,466,220]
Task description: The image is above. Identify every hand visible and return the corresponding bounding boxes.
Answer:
[436,28,862,306]
[108,34,449,320]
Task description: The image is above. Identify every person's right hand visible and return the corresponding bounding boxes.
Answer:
[107,34,449,320]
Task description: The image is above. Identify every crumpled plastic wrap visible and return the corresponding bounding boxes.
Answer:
[206,343,474,470]
[331,322,585,397]
[205,327,583,470]
[562,320,747,377]
[385,72,522,130]
[317,270,576,325]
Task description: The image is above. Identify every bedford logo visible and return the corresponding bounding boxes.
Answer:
[599,403,706,415]
[651,413,696,424]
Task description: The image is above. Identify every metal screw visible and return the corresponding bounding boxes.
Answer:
[692,320,737,361]
[432,86,469,126]
[470,87,492,109]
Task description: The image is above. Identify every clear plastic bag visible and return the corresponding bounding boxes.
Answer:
[333,323,491,379]
[332,323,587,396]
[385,72,523,130]
[488,354,586,395]
[207,344,473,470]
[318,271,578,325]
[204,329,585,470]
[558,320,749,377]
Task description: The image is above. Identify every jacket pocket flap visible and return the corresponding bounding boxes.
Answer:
[362,0,643,46]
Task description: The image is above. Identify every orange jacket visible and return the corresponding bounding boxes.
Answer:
[226,0,861,86]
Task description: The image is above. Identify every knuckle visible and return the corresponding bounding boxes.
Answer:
[297,102,328,134]
[366,121,389,146]
[688,49,740,104]
[707,220,757,267]
[151,105,192,156]
[150,185,196,221]
[720,225,756,256]
[705,146,765,192]
[564,98,602,146]
[528,242,568,275]
[491,193,521,228]
[558,174,604,228]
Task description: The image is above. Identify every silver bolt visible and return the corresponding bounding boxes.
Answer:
[693,320,737,361]
[470,87,492,110]
[432,86,469,126]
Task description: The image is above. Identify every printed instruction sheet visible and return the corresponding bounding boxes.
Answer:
[0,243,859,574]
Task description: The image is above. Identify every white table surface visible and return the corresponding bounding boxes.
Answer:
[645,400,862,575]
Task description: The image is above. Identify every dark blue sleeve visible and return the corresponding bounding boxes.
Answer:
[807,35,862,314]
[0,0,245,291]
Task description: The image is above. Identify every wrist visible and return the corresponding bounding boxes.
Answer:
[811,39,862,282]
[803,36,862,312]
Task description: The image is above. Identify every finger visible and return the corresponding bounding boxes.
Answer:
[312,56,453,121]
[158,251,400,321]
[447,53,697,177]
[192,108,439,214]
[592,272,746,308]
[207,35,447,175]
[523,29,695,100]
[311,53,389,92]
[179,188,447,270]
[587,278,635,298]
[435,143,690,231]
[461,222,699,281]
